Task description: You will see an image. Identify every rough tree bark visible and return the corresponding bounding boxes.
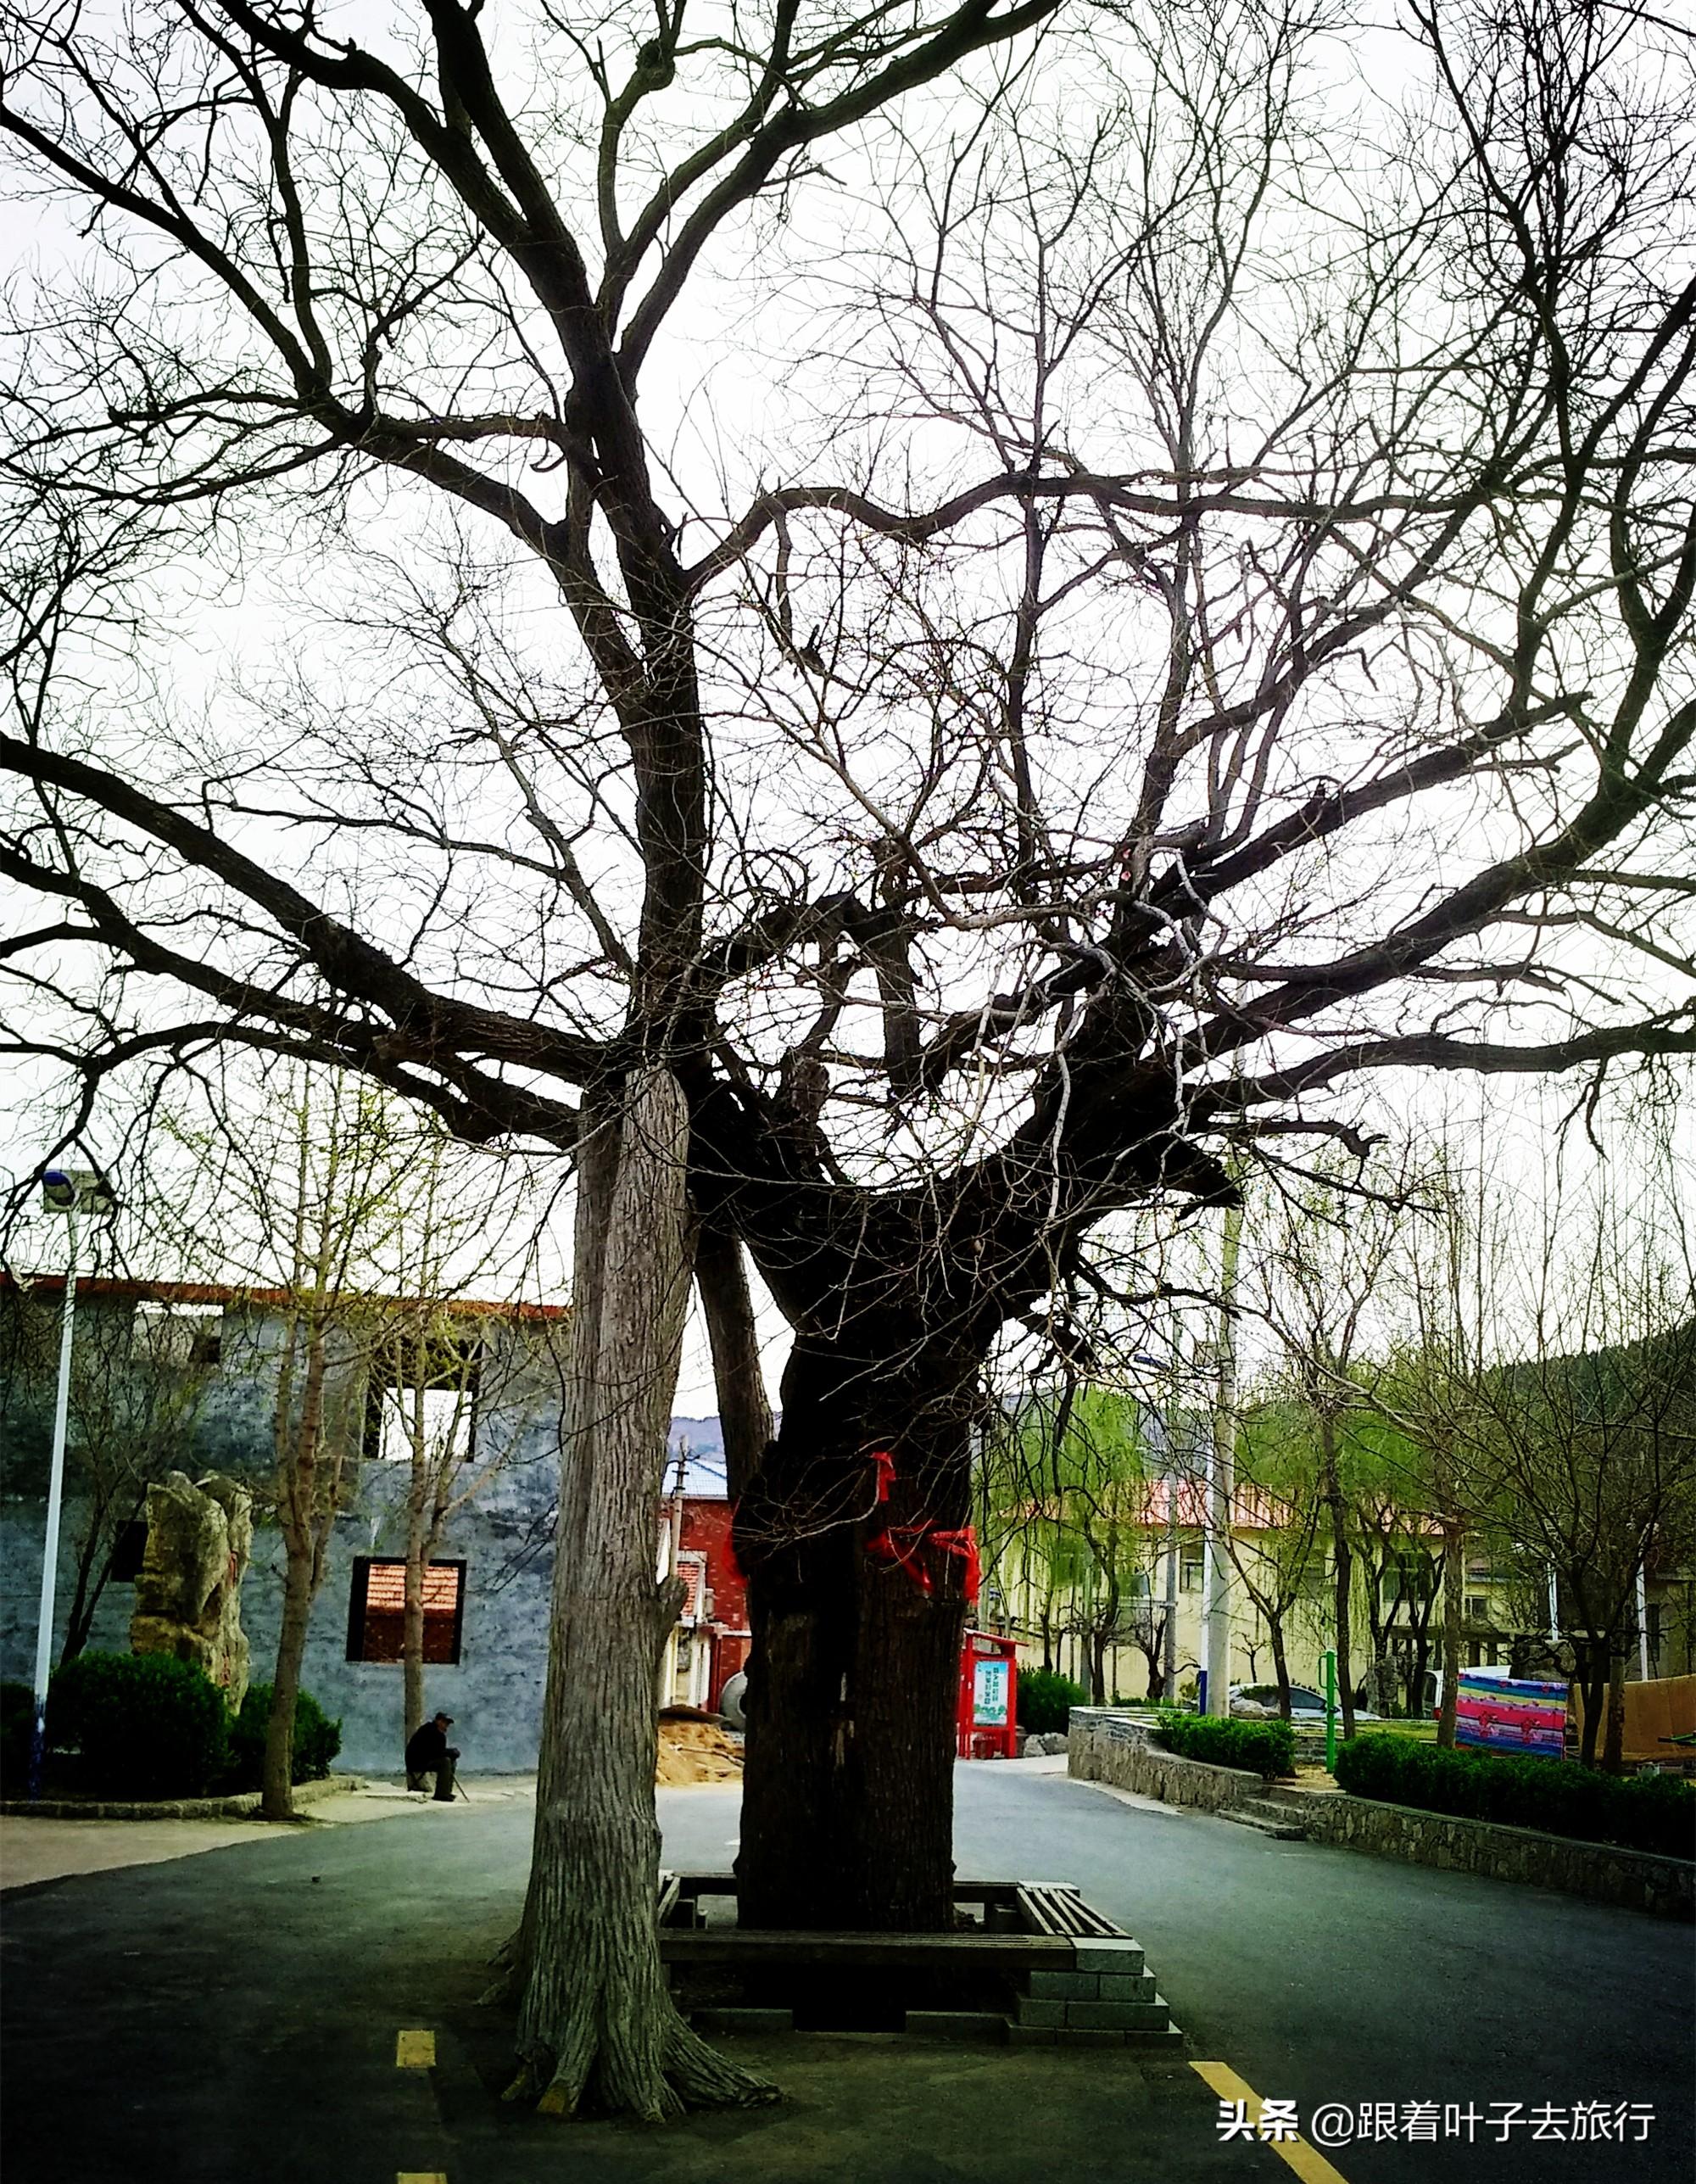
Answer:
[510,1070,774,2119]
[734,1330,979,1932]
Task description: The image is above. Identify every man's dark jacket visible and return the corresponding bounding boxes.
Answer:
[405,1722,449,1774]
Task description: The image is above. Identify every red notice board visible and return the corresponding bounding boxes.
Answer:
[957,1629,1019,1759]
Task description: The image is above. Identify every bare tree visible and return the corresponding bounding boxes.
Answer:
[364,1131,562,1742]
[1,0,1692,1991]
[1389,1136,1696,1766]
[1202,1390,1327,1718]
[164,1070,413,1818]
[0,1275,216,1664]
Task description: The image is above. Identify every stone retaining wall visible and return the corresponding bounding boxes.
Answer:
[1293,1788,1693,1920]
[1068,1709,1265,1812]
[1067,1710,1693,1920]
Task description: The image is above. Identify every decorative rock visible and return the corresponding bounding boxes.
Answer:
[129,1471,254,1711]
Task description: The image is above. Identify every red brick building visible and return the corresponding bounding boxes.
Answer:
[661,1494,750,1712]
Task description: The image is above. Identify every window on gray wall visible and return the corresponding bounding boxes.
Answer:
[362,1334,480,1466]
[346,1557,466,1664]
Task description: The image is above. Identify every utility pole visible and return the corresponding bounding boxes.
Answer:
[658,1440,689,1706]
[1207,1200,1243,1716]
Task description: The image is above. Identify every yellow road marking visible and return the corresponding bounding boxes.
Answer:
[1191,2062,1352,2184]
[396,2174,447,2182]
[394,2029,436,2069]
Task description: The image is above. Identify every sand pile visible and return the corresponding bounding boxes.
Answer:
[656,1712,744,1785]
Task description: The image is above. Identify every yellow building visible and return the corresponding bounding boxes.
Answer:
[985,1482,1693,1710]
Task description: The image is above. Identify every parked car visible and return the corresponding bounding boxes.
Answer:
[1230,1682,1379,1721]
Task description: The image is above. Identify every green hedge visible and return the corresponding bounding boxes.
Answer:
[46,1651,231,1797]
[1155,1711,1297,1778]
[1018,1668,1088,1734]
[1,1679,36,1790]
[226,1684,342,1790]
[1333,1734,1696,1860]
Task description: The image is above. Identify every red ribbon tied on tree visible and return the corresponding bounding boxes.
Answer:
[868,1448,895,1505]
[929,1527,981,1607]
[864,1522,979,1606]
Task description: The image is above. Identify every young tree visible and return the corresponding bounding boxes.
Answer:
[181,1072,411,1818]
[1208,1394,1327,1718]
[3,0,1693,1955]
[1390,1143,1696,1766]
[364,1132,562,1743]
[1247,1159,1428,1737]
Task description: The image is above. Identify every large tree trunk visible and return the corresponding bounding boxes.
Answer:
[734,1333,977,1933]
[510,1070,773,2120]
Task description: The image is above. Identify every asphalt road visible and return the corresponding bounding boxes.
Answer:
[2,1762,1689,2184]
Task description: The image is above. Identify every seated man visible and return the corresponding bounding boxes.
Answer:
[404,1711,460,1801]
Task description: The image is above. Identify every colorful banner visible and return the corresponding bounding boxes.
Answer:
[1454,1671,1568,1759]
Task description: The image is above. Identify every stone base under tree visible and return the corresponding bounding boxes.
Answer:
[658,1874,1183,2048]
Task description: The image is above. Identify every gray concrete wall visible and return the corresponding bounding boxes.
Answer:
[1,1296,564,1773]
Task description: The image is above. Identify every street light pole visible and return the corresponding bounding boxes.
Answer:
[27,1166,115,1801]
[28,1199,77,1800]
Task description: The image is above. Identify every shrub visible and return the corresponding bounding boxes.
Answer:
[1,1679,36,1790]
[1155,1710,1297,1779]
[1333,1734,1696,1860]
[46,1651,231,1798]
[1018,1667,1088,1734]
[225,1684,343,1790]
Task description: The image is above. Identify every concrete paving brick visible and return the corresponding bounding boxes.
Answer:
[1071,1939,1146,1975]
[1026,1969,1098,1999]
[1064,2000,1172,2031]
